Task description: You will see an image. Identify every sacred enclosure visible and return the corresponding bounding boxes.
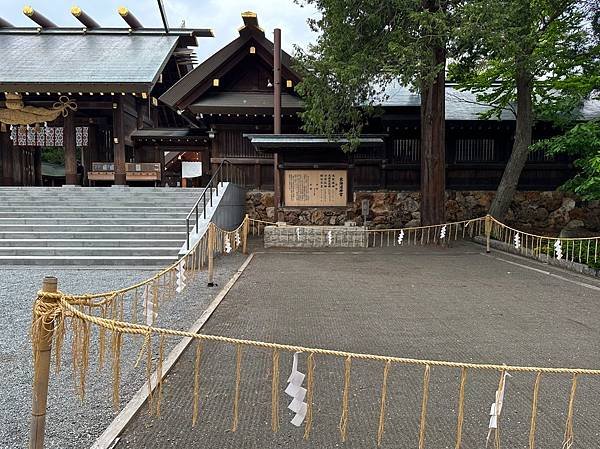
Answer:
[0,3,599,449]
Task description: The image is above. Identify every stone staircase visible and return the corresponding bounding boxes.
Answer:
[0,187,219,266]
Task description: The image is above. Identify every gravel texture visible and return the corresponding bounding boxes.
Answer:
[0,253,246,449]
[119,243,600,449]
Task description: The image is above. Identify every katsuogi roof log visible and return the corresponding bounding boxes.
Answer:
[71,6,100,29]
[118,6,144,30]
[22,5,57,28]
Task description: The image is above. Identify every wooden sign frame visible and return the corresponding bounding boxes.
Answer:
[284,169,347,207]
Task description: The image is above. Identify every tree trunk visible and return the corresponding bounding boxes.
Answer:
[488,70,533,218]
[420,44,446,226]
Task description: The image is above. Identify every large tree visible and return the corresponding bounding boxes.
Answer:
[295,0,452,225]
[449,0,599,218]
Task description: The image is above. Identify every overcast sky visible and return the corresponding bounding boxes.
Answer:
[2,0,319,60]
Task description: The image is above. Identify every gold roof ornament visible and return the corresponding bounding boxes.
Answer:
[0,93,77,126]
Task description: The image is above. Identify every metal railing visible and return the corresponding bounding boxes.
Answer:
[185,160,245,250]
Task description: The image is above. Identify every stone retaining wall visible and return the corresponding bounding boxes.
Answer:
[264,225,366,248]
[246,190,600,234]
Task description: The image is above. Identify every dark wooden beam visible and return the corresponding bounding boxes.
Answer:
[64,112,78,185]
[34,147,42,186]
[113,97,126,185]
[1,131,14,185]
[273,28,283,215]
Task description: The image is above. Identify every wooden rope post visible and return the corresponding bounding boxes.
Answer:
[485,215,492,253]
[207,223,215,287]
[242,214,249,255]
[30,276,58,449]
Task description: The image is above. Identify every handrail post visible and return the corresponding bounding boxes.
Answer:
[203,194,206,219]
[207,223,215,287]
[242,214,249,255]
[186,218,190,251]
[195,205,199,231]
[485,214,492,253]
[30,276,58,449]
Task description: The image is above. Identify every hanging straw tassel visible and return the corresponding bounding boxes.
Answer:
[455,367,467,449]
[98,305,107,369]
[376,360,392,446]
[528,372,542,449]
[146,332,154,414]
[231,344,243,432]
[78,320,91,400]
[155,335,166,416]
[53,312,66,374]
[339,356,352,442]
[192,340,204,426]
[304,353,316,440]
[111,331,123,410]
[271,349,280,432]
[418,365,431,449]
[561,374,578,449]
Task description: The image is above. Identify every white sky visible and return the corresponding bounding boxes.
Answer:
[2,0,320,60]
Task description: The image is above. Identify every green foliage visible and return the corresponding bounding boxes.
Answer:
[41,147,64,165]
[449,0,599,122]
[294,0,451,151]
[532,120,600,200]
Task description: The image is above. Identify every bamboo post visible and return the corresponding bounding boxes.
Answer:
[30,276,58,449]
[485,215,492,253]
[207,223,215,287]
[242,214,249,255]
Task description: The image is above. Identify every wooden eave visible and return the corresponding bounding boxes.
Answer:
[159,27,301,110]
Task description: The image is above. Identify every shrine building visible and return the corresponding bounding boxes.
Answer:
[1,9,599,211]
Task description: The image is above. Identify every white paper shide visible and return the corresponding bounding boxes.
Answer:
[176,260,186,293]
[285,352,308,427]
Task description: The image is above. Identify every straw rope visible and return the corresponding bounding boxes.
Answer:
[303,353,316,440]
[192,340,203,426]
[376,359,391,446]
[528,372,542,449]
[455,367,468,449]
[271,349,280,433]
[339,356,352,442]
[30,214,600,446]
[418,365,431,449]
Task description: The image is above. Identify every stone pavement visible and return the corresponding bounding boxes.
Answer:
[116,242,600,449]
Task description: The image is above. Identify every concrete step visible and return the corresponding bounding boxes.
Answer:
[0,231,187,239]
[0,239,182,247]
[0,255,177,266]
[0,185,233,266]
[0,224,187,232]
[0,217,186,225]
[0,247,180,256]
[0,211,191,217]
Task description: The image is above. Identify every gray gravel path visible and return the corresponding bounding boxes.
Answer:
[0,253,246,449]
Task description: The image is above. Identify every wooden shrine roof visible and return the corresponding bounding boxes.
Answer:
[0,30,212,93]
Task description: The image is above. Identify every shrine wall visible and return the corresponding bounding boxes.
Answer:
[246,190,600,235]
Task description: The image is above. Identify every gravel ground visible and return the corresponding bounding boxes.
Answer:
[0,253,246,449]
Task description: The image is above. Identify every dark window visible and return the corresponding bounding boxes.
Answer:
[455,138,495,162]
[391,138,421,163]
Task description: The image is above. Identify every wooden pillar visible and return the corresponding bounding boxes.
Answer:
[113,97,126,185]
[34,147,42,186]
[158,145,165,186]
[64,113,77,185]
[273,28,283,213]
[1,130,14,185]
[82,125,96,186]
